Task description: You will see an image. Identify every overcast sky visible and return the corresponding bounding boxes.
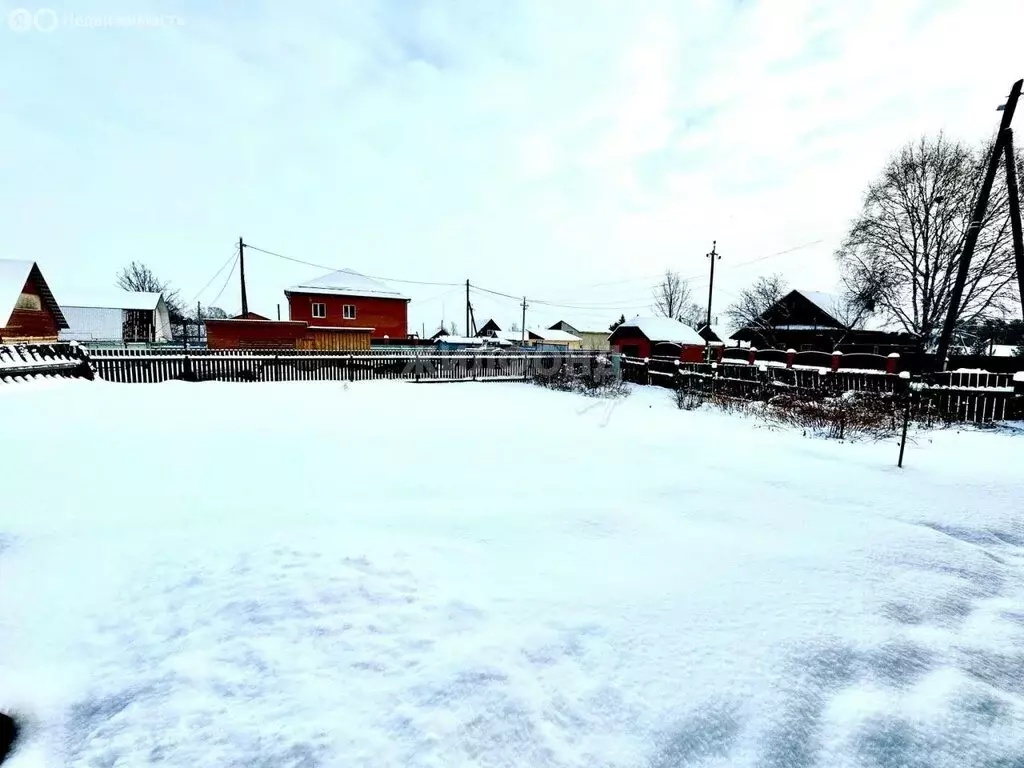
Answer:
[2,0,1022,333]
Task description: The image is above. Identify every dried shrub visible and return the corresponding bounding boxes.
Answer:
[763,391,902,440]
[672,385,704,410]
[532,357,629,399]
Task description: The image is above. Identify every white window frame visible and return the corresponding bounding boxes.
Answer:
[312,302,326,319]
[343,304,357,319]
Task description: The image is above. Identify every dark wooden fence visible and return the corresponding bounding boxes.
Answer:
[0,343,92,384]
[84,347,602,385]
[624,356,1022,425]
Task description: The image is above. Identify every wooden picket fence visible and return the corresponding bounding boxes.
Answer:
[83,347,600,385]
[623,356,1023,425]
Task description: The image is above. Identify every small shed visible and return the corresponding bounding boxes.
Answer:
[608,316,705,361]
[0,259,68,342]
[205,318,372,351]
[60,292,173,343]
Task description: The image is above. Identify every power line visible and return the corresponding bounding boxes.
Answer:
[208,253,239,308]
[243,243,462,287]
[189,248,238,304]
[723,239,824,270]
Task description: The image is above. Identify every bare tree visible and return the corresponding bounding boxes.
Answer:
[117,261,184,320]
[509,321,520,332]
[191,305,227,320]
[653,270,702,326]
[836,134,1023,344]
[725,274,789,347]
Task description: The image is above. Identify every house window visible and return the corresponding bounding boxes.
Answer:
[15,293,42,311]
[312,302,326,319]
[343,304,356,319]
[800,344,813,351]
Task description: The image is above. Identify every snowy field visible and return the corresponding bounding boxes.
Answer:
[2,379,1024,768]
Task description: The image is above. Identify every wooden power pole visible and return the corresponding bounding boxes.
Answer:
[238,236,249,318]
[1003,129,1024,308]
[705,240,719,330]
[935,79,1021,367]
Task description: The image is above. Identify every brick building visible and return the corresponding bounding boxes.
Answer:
[285,269,409,340]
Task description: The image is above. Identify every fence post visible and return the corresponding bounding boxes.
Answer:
[644,357,650,386]
[786,348,796,369]
[748,347,757,366]
[886,352,900,375]
[831,350,842,373]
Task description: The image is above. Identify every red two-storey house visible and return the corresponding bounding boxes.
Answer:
[285,269,410,340]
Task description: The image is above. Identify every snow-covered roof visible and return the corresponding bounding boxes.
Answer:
[286,269,409,301]
[0,259,68,329]
[62,291,165,311]
[987,344,1020,357]
[795,290,842,319]
[792,289,897,333]
[530,328,582,343]
[492,330,529,342]
[614,316,704,344]
[436,335,487,345]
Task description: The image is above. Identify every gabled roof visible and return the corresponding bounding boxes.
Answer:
[697,323,737,343]
[609,316,703,345]
[530,328,582,343]
[491,329,529,342]
[61,291,165,311]
[549,320,606,335]
[286,269,409,301]
[0,259,69,329]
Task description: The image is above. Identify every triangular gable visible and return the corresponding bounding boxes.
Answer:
[0,260,68,330]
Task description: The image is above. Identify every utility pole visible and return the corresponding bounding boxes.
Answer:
[1003,129,1024,308]
[277,303,281,321]
[935,79,1021,368]
[238,236,249,318]
[521,297,528,345]
[466,280,470,337]
[705,240,720,330]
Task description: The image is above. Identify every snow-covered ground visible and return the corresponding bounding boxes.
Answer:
[1,380,1023,767]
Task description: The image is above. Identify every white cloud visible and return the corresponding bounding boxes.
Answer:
[0,0,1021,331]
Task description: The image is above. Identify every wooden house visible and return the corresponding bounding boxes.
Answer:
[548,321,610,350]
[730,289,917,354]
[0,259,68,342]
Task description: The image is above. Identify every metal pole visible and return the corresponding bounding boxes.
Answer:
[935,79,1021,368]
[898,383,912,468]
[238,236,249,318]
[1003,129,1024,312]
[466,279,470,337]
